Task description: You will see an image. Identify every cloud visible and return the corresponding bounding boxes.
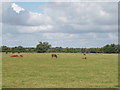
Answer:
[2,3,30,26]
[17,25,53,33]
[2,2,118,47]
[2,3,52,26]
[11,3,24,13]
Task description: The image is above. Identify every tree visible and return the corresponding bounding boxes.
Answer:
[17,46,25,53]
[102,44,117,53]
[1,46,9,52]
[81,48,87,53]
[89,48,97,53]
[36,42,51,53]
[54,47,62,52]
[27,48,35,53]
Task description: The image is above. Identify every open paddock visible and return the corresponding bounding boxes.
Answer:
[2,53,118,88]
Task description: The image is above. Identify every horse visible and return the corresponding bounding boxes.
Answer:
[11,55,19,57]
[83,53,86,55]
[51,54,58,58]
[20,55,23,57]
[82,57,87,60]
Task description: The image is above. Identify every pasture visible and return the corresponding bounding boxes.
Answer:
[2,53,118,88]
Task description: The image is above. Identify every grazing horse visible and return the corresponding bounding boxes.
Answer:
[82,57,87,60]
[51,54,57,58]
[83,53,86,55]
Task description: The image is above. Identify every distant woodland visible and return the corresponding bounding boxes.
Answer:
[0,42,119,53]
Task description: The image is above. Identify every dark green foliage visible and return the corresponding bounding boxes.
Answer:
[11,46,25,53]
[102,44,118,53]
[0,43,119,53]
[36,42,51,53]
[17,46,25,53]
[1,46,10,52]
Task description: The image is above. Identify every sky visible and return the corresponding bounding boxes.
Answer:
[1,2,118,48]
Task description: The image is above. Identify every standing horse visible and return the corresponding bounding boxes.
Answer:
[51,54,58,58]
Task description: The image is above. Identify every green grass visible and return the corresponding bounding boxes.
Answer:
[2,53,118,88]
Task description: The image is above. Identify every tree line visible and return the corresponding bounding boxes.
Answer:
[0,42,119,53]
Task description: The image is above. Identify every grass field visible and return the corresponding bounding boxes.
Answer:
[2,53,118,88]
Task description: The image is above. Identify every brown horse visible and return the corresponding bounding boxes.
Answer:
[11,55,19,57]
[20,55,23,57]
[51,54,58,58]
[83,53,86,55]
[82,57,87,60]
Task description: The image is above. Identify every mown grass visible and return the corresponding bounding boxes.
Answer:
[2,53,118,88]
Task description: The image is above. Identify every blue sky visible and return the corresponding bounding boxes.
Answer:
[2,2,118,48]
[15,2,46,13]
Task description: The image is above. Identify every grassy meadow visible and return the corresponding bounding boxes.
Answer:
[2,53,118,88]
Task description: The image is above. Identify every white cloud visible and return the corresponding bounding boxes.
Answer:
[107,33,118,40]
[2,2,118,47]
[27,11,52,26]
[17,25,53,33]
[11,3,24,13]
